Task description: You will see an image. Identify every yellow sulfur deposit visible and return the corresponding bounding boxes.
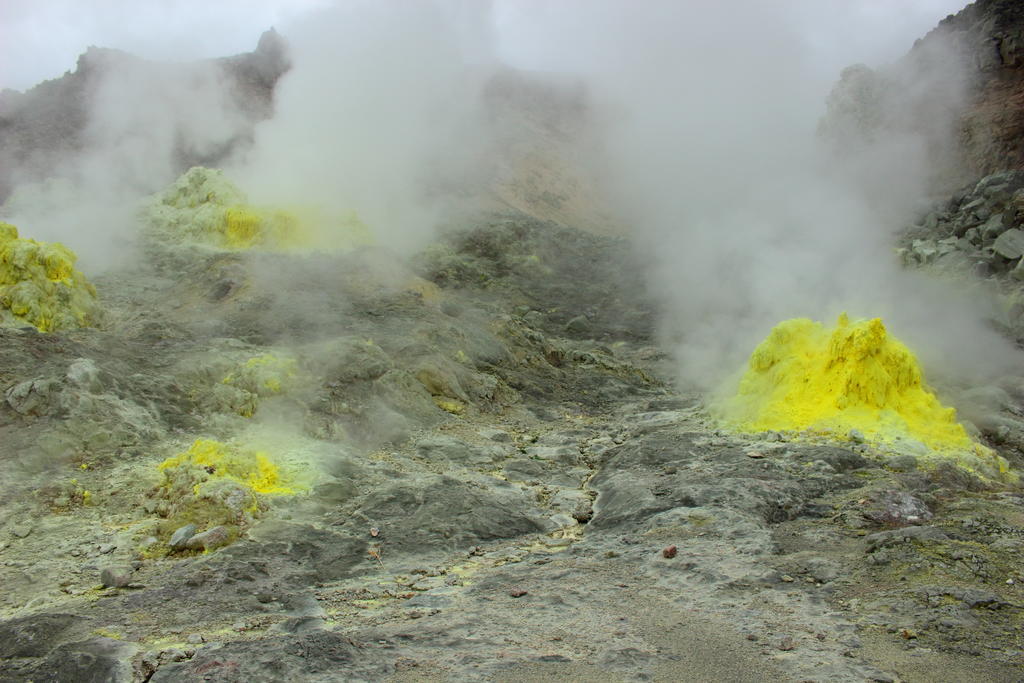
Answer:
[158,438,293,495]
[718,314,1013,479]
[144,167,372,252]
[222,353,298,397]
[0,222,97,332]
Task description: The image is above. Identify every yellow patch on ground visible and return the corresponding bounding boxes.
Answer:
[717,314,1013,480]
[0,222,97,331]
[158,438,293,495]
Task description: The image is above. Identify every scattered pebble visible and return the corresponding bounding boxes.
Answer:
[186,633,204,644]
[662,545,678,559]
[169,524,197,549]
[100,565,133,588]
[185,526,230,551]
[509,589,528,598]
[778,636,796,651]
[10,524,32,539]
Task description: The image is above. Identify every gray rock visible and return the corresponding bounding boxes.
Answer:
[416,435,506,466]
[184,526,230,551]
[864,526,948,552]
[862,490,932,526]
[980,213,1007,239]
[992,228,1024,259]
[65,359,103,393]
[910,239,938,263]
[523,310,545,328]
[479,428,512,442]
[9,524,32,539]
[168,524,197,549]
[100,566,134,588]
[565,315,590,336]
[5,378,61,416]
[885,455,918,472]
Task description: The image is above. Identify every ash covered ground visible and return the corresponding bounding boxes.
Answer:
[2,2,1024,682]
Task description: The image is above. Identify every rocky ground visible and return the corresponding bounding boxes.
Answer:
[0,211,1021,682]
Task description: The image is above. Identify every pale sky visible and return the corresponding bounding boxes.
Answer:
[1,0,970,92]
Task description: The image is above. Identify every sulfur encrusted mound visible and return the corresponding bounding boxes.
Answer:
[143,166,370,252]
[0,222,97,332]
[717,313,1014,481]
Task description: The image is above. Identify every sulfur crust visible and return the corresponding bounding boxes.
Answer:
[144,167,372,252]
[158,438,293,495]
[718,314,1014,481]
[0,222,97,332]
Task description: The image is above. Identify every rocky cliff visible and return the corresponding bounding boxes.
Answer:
[0,29,290,204]
[820,0,1024,192]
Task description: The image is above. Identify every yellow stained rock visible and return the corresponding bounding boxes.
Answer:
[717,314,1013,480]
[158,438,293,496]
[0,222,97,331]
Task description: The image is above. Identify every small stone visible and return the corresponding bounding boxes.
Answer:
[565,315,590,336]
[186,634,204,645]
[100,566,133,588]
[1007,579,1015,585]
[778,636,796,651]
[781,575,795,583]
[509,589,528,598]
[168,524,197,549]
[746,450,766,459]
[10,524,32,539]
[848,429,865,443]
[185,526,230,551]
[662,545,678,559]
[97,543,115,554]
[993,228,1024,259]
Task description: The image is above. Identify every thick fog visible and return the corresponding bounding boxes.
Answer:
[3,0,1018,395]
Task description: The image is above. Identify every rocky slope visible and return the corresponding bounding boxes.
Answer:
[2,4,1024,683]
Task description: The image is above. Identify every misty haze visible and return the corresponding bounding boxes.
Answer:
[1,1,1024,681]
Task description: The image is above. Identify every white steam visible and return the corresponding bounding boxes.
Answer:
[232,0,497,253]
[2,0,1019,393]
[496,0,1020,390]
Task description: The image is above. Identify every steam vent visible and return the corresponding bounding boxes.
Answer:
[0,221,97,331]
[719,314,1013,480]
